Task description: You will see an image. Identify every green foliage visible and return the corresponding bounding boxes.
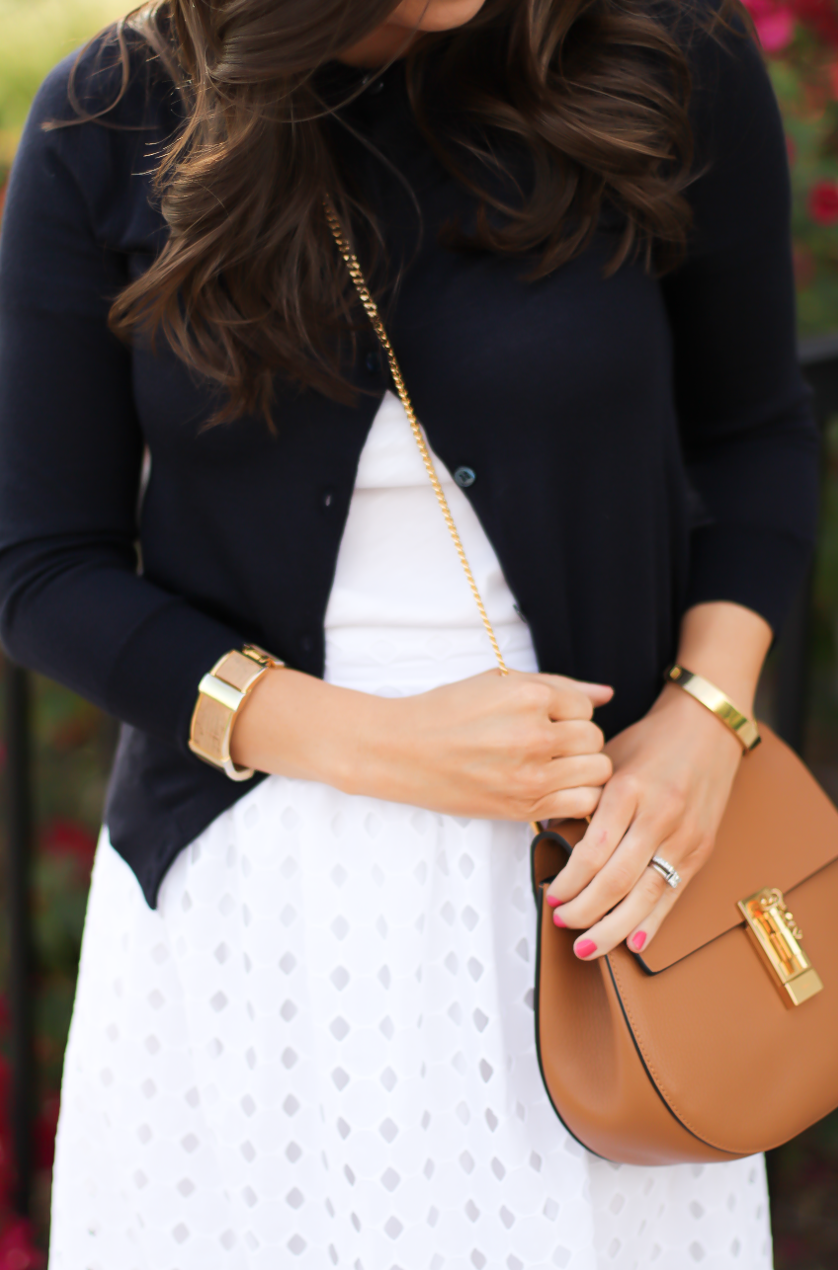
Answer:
[0,658,111,1249]
[0,0,129,172]
[755,19,838,332]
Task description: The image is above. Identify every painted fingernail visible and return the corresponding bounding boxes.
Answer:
[545,895,562,909]
[631,931,647,951]
[552,910,566,928]
[574,939,597,959]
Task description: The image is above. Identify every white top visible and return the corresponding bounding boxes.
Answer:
[325,390,539,693]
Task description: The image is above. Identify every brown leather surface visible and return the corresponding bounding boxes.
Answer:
[530,822,584,900]
[533,722,838,1163]
[642,727,838,971]
[608,861,838,1156]
[535,895,737,1164]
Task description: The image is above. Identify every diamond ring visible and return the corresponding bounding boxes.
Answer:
[649,855,681,889]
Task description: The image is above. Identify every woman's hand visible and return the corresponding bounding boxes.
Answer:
[232,666,613,822]
[544,601,773,959]
[544,686,741,957]
[368,669,614,822]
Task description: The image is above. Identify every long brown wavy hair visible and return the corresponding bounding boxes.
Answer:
[73,0,745,422]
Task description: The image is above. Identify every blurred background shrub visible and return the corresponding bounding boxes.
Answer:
[2,0,838,1265]
[0,0,127,178]
[755,0,838,331]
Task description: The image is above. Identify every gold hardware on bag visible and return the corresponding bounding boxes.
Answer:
[737,887,823,1006]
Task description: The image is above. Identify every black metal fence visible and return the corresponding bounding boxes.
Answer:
[4,334,838,1221]
[5,664,33,1220]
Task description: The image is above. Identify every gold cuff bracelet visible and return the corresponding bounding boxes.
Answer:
[665,664,761,753]
[189,644,284,780]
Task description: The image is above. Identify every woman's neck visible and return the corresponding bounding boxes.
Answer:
[337,22,420,68]
[338,0,486,67]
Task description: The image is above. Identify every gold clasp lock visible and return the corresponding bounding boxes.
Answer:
[737,887,823,1007]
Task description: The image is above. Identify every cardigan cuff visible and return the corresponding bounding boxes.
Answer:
[103,599,253,753]
[684,523,815,637]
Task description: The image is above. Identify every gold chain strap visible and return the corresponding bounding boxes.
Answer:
[324,200,508,676]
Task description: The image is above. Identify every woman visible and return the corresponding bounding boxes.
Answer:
[0,0,818,1264]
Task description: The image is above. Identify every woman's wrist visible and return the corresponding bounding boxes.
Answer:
[646,600,772,752]
[668,600,772,717]
[229,666,391,789]
[652,680,745,760]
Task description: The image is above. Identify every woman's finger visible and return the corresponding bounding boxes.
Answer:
[534,784,606,823]
[527,753,612,822]
[541,718,606,758]
[565,680,614,708]
[533,673,614,710]
[624,876,685,955]
[551,819,660,929]
[543,752,613,792]
[551,800,696,929]
[527,675,612,722]
[544,774,638,905]
[558,844,689,959]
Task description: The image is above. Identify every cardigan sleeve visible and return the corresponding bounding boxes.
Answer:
[662,18,820,633]
[0,57,244,749]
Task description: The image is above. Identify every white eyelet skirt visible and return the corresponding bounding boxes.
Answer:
[49,760,772,1270]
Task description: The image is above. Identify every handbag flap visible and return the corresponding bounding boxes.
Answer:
[543,725,838,974]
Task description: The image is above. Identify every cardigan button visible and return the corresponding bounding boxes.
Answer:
[453,466,476,488]
[365,351,381,374]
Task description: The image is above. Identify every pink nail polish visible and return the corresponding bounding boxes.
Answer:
[545,895,562,909]
[575,939,597,959]
[552,910,566,928]
[631,931,647,952]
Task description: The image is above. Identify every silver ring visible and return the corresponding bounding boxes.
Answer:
[649,855,681,889]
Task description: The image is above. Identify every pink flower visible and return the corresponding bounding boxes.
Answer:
[809,178,838,225]
[34,1096,60,1172]
[41,820,97,875]
[792,0,838,50]
[0,1219,44,1270]
[743,0,795,51]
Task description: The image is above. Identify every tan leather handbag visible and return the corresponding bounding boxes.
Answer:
[532,738,838,1164]
[327,206,838,1166]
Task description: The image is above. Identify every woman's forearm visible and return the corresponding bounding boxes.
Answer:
[232,601,770,794]
[228,664,614,821]
[230,667,387,790]
[665,600,773,716]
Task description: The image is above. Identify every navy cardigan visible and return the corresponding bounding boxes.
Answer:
[0,17,819,905]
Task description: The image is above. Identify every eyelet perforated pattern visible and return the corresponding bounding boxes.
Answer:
[50,396,773,1269]
[50,807,772,1270]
